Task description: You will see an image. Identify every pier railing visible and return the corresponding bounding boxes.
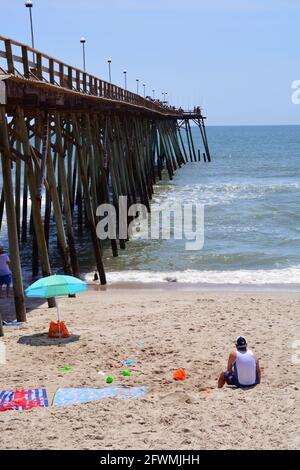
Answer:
[0,35,180,116]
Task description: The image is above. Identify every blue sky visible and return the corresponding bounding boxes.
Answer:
[1,0,299,125]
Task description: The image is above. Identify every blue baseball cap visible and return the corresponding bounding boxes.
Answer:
[236,336,247,350]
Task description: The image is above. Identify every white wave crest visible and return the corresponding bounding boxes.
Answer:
[85,266,300,285]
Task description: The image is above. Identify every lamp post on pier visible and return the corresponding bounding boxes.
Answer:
[123,70,127,90]
[143,83,146,98]
[136,79,139,94]
[107,59,112,83]
[152,89,155,99]
[25,1,35,62]
[80,37,86,72]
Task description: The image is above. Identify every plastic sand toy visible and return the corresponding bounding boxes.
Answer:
[124,359,135,366]
[60,366,73,372]
[173,369,187,380]
[121,370,131,377]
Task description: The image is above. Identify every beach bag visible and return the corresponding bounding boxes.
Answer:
[48,321,70,339]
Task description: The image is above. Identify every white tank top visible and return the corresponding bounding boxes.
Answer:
[234,349,257,386]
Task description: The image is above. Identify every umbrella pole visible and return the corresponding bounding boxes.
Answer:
[56,298,61,338]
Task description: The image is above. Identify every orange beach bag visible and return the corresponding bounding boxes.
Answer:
[48,321,71,339]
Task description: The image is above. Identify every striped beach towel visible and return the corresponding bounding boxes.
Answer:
[0,389,49,412]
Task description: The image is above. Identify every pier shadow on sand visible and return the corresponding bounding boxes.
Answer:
[17,333,80,347]
[0,296,49,322]
[1,295,81,323]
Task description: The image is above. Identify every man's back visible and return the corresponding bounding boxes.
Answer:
[218,336,261,388]
[234,349,257,386]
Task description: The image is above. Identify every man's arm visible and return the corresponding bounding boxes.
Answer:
[227,351,237,373]
[256,358,261,383]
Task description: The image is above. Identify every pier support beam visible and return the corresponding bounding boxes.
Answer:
[0,105,26,322]
[54,113,81,278]
[16,107,56,308]
[0,189,4,232]
[72,114,107,285]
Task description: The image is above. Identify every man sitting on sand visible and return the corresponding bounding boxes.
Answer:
[0,245,12,299]
[218,336,261,388]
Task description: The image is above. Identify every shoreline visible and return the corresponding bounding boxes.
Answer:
[2,282,300,322]
[88,281,300,293]
[3,286,300,318]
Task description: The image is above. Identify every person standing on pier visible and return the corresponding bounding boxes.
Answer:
[0,245,12,298]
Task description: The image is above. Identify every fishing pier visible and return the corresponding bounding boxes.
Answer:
[0,36,211,322]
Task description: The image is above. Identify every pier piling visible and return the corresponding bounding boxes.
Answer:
[0,35,211,322]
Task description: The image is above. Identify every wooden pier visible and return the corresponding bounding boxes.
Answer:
[0,35,211,324]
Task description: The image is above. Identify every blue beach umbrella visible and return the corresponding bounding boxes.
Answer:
[25,274,87,325]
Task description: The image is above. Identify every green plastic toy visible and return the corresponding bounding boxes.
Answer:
[106,376,114,383]
[121,370,131,377]
[60,365,73,372]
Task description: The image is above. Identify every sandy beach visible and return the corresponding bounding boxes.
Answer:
[0,286,299,450]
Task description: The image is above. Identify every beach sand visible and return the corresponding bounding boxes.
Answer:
[0,287,299,450]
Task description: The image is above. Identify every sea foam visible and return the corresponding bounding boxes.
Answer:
[85,266,300,285]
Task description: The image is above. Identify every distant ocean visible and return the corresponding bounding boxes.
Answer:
[1,125,300,286]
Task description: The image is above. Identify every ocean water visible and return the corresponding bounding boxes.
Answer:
[1,125,299,285]
[98,125,300,285]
